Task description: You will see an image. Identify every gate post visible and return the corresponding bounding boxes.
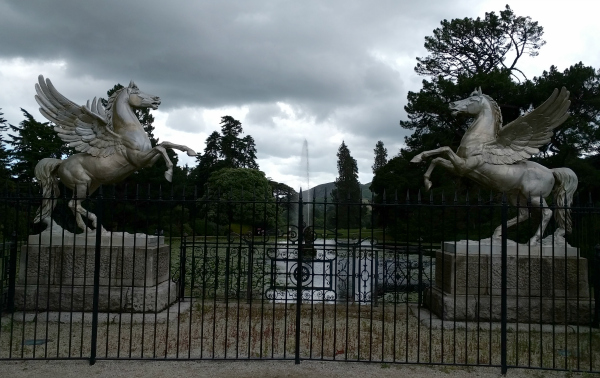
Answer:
[90,185,103,365]
[500,193,508,375]
[295,190,304,364]
[593,245,600,328]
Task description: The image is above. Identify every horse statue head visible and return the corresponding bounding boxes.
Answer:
[123,80,161,110]
[450,87,503,136]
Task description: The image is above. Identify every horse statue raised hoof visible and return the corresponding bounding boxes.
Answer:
[410,87,577,245]
[33,76,198,234]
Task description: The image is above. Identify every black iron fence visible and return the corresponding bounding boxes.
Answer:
[0,184,599,374]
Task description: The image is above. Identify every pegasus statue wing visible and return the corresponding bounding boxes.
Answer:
[34,75,124,158]
[481,87,570,165]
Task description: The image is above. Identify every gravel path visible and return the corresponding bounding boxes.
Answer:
[0,360,593,378]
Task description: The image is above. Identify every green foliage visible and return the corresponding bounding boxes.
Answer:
[372,140,388,174]
[0,109,11,187]
[191,116,259,195]
[331,141,362,228]
[174,244,271,299]
[524,63,600,157]
[403,4,600,201]
[201,168,276,229]
[416,5,545,81]
[402,69,523,154]
[7,109,71,182]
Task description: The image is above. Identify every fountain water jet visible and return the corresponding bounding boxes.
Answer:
[300,139,311,224]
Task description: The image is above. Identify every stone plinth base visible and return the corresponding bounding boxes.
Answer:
[443,236,578,256]
[14,280,177,312]
[14,241,176,312]
[426,248,594,324]
[425,286,594,324]
[28,231,164,247]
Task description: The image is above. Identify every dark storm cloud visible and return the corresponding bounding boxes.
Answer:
[0,0,457,111]
[0,0,487,188]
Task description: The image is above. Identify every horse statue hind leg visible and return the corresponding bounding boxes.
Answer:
[35,157,108,234]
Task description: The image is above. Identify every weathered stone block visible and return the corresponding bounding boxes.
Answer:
[18,244,170,287]
[14,280,177,312]
[14,241,176,313]
[428,248,594,324]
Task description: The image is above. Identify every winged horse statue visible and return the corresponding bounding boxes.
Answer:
[33,75,197,234]
[410,87,578,245]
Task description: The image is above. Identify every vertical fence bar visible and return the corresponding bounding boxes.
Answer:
[295,189,304,364]
[501,193,508,374]
[6,232,17,313]
[179,235,187,299]
[593,244,600,328]
[90,185,103,365]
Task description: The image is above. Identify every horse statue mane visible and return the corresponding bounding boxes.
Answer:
[481,94,503,134]
[103,85,127,133]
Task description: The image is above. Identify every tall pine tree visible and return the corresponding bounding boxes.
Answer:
[0,109,11,186]
[8,109,70,182]
[331,141,361,228]
[372,140,388,174]
[191,116,259,193]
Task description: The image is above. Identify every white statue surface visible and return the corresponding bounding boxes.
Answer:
[33,75,197,234]
[411,87,578,247]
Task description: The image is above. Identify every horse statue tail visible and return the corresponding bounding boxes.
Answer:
[551,167,578,234]
[33,158,62,225]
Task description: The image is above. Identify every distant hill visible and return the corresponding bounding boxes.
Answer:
[305,182,372,201]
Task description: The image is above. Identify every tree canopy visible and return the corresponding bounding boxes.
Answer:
[201,168,276,229]
[0,109,11,186]
[191,116,259,194]
[7,109,71,182]
[377,5,600,202]
[372,140,388,174]
[331,141,361,227]
[416,5,545,82]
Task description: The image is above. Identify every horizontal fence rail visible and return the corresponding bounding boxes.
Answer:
[0,183,598,374]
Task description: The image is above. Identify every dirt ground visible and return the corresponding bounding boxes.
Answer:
[0,360,596,378]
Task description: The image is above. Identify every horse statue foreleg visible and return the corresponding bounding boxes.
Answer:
[411,146,457,164]
[157,141,197,157]
[423,157,453,191]
[133,142,197,182]
[412,147,467,191]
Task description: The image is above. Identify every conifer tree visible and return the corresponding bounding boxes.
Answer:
[331,141,361,228]
[7,109,70,182]
[372,140,388,174]
[0,109,11,186]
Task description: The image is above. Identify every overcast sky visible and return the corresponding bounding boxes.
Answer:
[1,0,599,190]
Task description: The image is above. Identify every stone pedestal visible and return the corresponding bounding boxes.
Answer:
[14,234,176,312]
[425,243,594,324]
